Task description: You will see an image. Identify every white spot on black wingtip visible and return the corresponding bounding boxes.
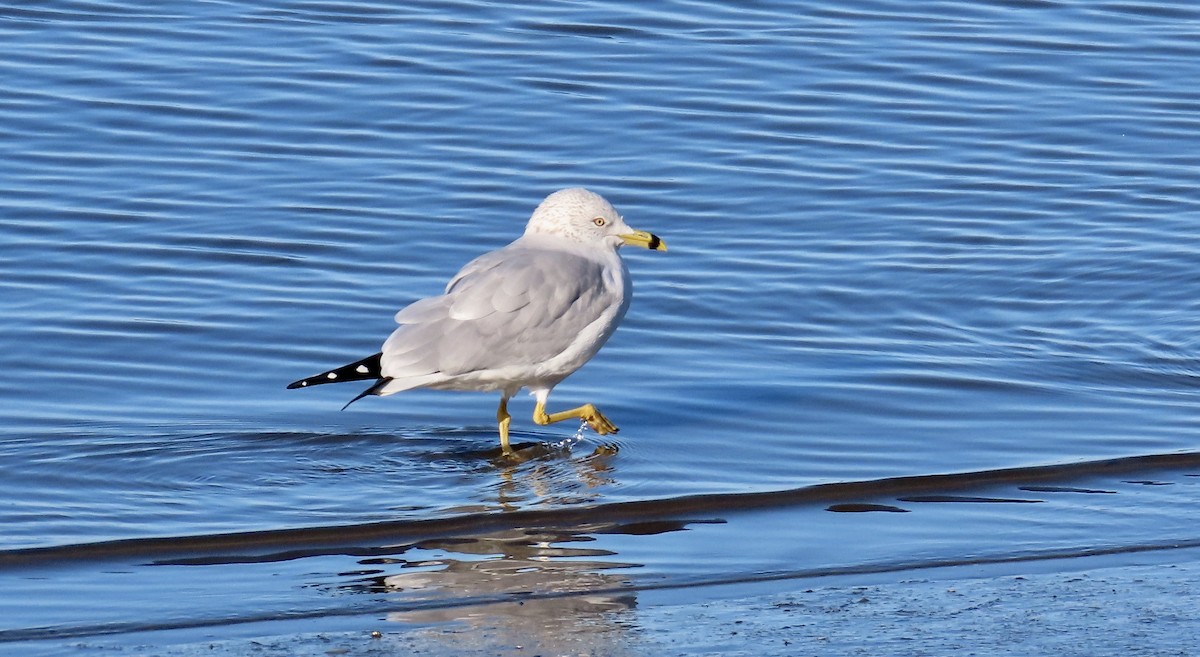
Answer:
[327,372,337,379]
[355,365,369,374]
[300,381,308,387]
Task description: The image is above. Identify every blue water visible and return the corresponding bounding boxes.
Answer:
[2,0,1200,653]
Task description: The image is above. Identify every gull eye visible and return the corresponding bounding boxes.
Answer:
[593,217,606,227]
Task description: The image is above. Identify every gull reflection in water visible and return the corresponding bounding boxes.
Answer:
[339,519,698,655]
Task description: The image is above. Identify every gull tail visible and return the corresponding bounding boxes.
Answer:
[287,352,383,390]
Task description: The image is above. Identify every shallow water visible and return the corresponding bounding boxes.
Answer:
[2,0,1200,653]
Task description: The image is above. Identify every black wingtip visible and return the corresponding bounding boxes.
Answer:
[287,352,383,390]
[341,377,392,410]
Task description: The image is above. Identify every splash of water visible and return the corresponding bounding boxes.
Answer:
[543,420,589,452]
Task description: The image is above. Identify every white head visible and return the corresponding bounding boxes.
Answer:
[524,188,666,252]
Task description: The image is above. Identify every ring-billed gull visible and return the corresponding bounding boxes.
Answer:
[288,188,667,455]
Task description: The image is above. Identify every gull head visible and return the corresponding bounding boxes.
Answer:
[525,188,666,252]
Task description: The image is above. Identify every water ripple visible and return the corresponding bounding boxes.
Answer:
[2,1,1200,642]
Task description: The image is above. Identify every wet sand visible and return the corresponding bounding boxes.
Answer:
[93,550,1199,657]
[9,453,1200,656]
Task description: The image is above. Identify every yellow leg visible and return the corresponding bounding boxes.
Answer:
[532,400,619,435]
[497,397,513,455]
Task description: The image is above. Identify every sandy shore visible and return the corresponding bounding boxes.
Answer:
[114,552,1199,657]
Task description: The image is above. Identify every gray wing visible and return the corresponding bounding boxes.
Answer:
[381,245,617,381]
